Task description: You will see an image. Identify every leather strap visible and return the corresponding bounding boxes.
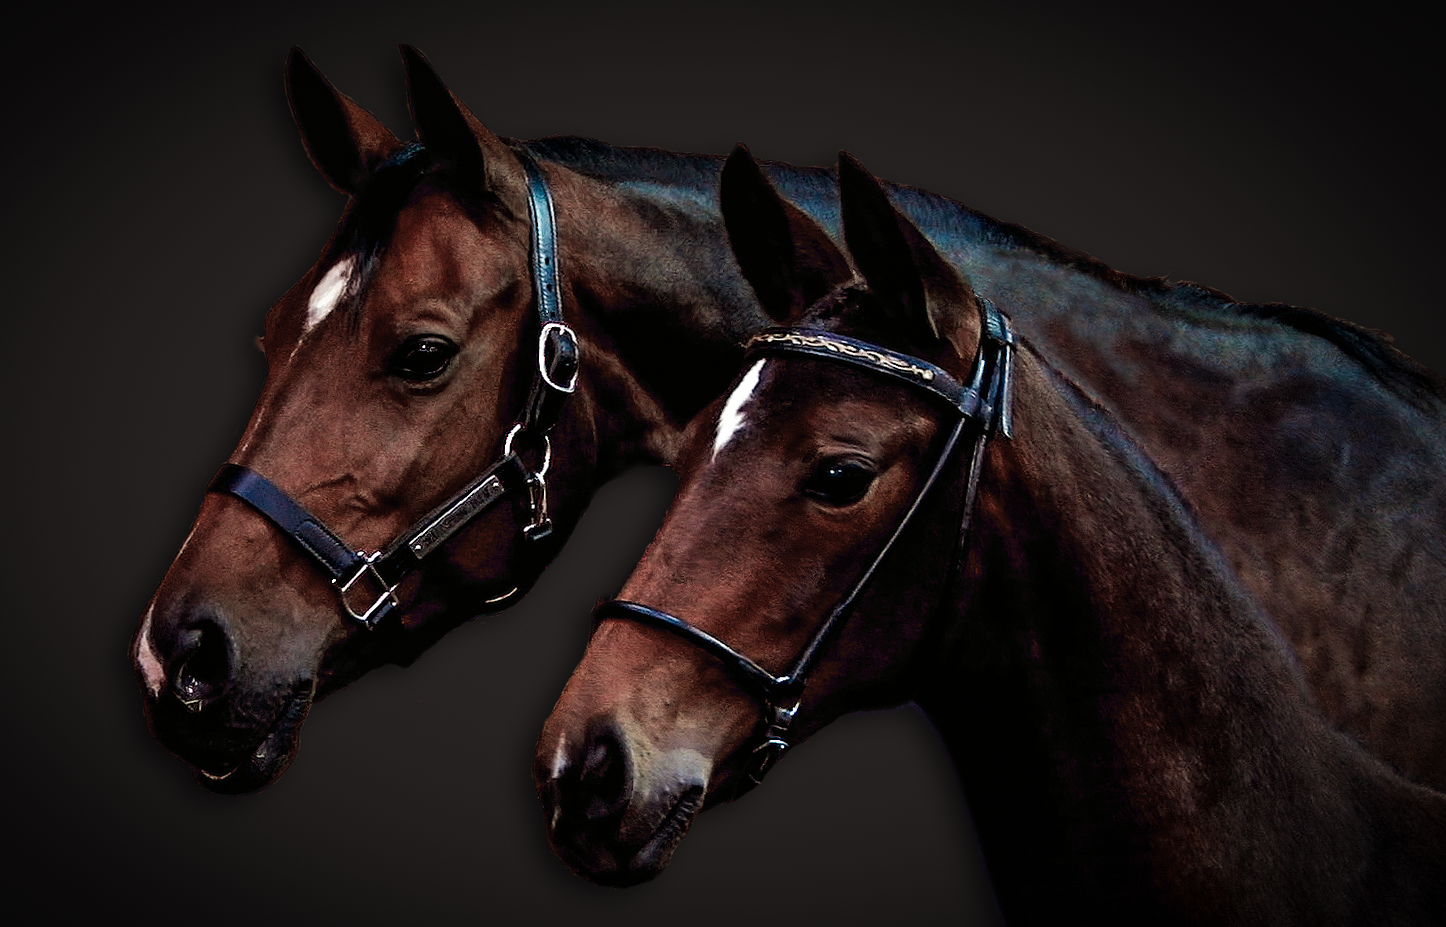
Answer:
[206,144,578,628]
[210,453,530,627]
[517,151,579,437]
[209,464,362,583]
[595,298,1015,792]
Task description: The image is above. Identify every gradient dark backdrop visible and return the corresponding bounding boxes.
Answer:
[8,4,1439,923]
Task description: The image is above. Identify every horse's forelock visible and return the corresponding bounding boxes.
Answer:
[801,283,969,375]
[325,149,506,332]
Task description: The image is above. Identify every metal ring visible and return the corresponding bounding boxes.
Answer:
[503,424,552,478]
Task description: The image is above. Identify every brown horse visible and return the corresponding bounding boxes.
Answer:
[133,46,1446,794]
[535,154,1446,922]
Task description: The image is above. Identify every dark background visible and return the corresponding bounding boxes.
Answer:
[7,3,1439,923]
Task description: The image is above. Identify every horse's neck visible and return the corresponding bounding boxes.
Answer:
[543,147,840,470]
[916,348,1445,924]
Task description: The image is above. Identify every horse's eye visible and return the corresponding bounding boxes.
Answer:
[803,459,876,506]
[390,336,457,381]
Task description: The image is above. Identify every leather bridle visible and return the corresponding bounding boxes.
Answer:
[207,145,580,629]
[592,296,1014,793]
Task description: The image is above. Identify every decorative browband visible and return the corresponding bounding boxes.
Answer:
[744,327,976,415]
[746,329,939,381]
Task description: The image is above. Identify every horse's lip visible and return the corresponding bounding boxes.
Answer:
[192,688,314,795]
[613,785,705,885]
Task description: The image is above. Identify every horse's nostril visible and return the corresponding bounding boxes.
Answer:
[555,724,632,825]
[170,619,233,711]
[580,732,629,821]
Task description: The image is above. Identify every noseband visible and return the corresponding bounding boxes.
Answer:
[593,297,1014,793]
[207,145,580,628]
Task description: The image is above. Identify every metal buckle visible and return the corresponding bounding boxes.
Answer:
[334,551,399,628]
[538,321,579,394]
[746,699,800,786]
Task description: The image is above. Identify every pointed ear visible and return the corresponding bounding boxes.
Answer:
[286,47,401,195]
[401,45,518,197]
[838,152,977,351]
[721,145,851,324]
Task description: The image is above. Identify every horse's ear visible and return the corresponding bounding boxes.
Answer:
[838,152,977,350]
[286,48,401,195]
[401,45,516,197]
[722,144,851,324]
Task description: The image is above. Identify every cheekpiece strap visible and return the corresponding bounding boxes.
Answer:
[517,149,563,326]
[515,148,579,437]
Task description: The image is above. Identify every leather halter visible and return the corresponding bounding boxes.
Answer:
[208,145,580,628]
[593,296,1014,793]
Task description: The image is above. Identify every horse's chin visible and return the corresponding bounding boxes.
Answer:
[190,690,313,796]
[559,785,706,887]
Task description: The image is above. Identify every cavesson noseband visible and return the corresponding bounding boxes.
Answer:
[208,145,579,628]
[593,296,1014,793]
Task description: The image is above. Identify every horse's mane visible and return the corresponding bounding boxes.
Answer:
[343,135,1441,410]
[888,182,1446,412]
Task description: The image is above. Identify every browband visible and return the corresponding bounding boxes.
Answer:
[596,297,1015,793]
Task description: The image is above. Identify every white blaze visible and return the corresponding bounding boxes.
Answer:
[712,360,766,461]
[305,257,355,331]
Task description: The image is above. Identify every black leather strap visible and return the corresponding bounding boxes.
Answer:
[517,151,579,436]
[594,600,796,702]
[210,453,531,627]
[209,464,363,583]
[594,298,1016,792]
[205,145,580,628]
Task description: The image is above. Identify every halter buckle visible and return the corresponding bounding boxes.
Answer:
[538,321,580,394]
[335,551,399,628]
[745,699,800,786]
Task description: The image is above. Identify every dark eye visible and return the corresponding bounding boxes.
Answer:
[390,335,457,381]
[803,459,876,506]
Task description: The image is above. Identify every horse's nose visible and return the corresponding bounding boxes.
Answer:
[543,720,634,831]
[163,612,236,713]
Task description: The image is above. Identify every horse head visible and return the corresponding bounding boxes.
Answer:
[133,48,602,793]
[535,151,989,883]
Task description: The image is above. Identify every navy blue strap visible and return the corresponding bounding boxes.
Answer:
[210,464,363,582]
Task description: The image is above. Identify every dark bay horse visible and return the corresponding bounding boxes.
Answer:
[134,46,1445,793]
[535,154,1446,921]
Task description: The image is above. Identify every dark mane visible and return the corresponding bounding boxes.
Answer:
[355,135,1439,409]
[886,180,1446,411]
